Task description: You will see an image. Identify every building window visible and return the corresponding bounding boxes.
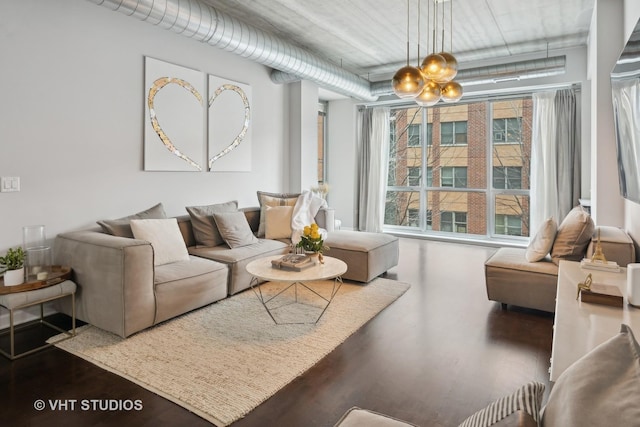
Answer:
[493,117,522,144]
[441,121,467,145]
[441,166,467,188]
[426,209,433,229]
[441,211,467,233]
[493,166,522,189]
[427,123,433,146]
[408,208,419,226]
[495,214,523,236]
[408,167,420,186]
[408,124,421,146]
[426,166,433,187]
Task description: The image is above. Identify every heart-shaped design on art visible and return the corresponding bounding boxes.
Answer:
[148,77,203,171]
[208,84,251,170]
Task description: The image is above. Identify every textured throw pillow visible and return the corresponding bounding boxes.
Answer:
[97,202,167,238]
[265,205,294,240]
[525,217,557,262]
[213,211,259,249]
[541,324,640,426]
[457,381,545,427]
[256,191,300,237]
[550,206,595,265]
[130,218,190,266]
[186,200,238,247]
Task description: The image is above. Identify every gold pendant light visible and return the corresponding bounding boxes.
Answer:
[441,80,463,102]
[392,0,425,98]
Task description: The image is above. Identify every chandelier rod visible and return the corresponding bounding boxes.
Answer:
[406,0,411,65]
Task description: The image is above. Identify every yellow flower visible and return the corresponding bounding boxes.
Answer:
[310,231,320,240]
[311,223,319,231]
[303,226,311,236]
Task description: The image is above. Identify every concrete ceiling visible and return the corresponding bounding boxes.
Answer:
[200,0,595,83]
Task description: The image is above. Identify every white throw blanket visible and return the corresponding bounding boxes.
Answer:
[291,190,328,245]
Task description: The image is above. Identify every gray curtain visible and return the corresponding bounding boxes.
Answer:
[554,89,580,219]
[355,108,372,231]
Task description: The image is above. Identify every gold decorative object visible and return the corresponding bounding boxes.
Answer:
[392,0,426,98]
[576,273,593,300]
[591,228,608,263]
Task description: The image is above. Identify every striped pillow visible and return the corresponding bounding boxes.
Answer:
[457,381,545,427]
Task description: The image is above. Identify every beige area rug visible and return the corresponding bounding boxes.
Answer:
[51,278,410,426]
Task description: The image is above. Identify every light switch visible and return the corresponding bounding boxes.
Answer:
[1,176,20,192]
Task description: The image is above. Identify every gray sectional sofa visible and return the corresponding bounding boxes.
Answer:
[54,204,399,338]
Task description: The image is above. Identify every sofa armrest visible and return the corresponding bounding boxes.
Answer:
[315,207,335,232]
[586,226,636,266]
[54,230,156,338]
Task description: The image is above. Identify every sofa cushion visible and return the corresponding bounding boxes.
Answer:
[458,381,544,427]
[525,217,557,262]
[550,206,594,265]
[130,218,190,266]
[213,211,259,249]
[97,202,167,238]
[186,200,238,247]
[265,205,294,240]
[334,407,418,427]
[541,324,640,426]
[257,191,300,237]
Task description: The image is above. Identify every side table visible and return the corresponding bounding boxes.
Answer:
[0,279,76,360]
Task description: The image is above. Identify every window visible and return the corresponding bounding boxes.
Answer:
[441,211,467,233]
[427,123,433,146]
[441,121,467,145]
[426,209,433,229]
[493,166,522,189]
[408,167,420,186]
[495,214,523,236]
[408,208,419,226]
[493,117,522,144]
[441,167,467,188]
[426,166,433,187]
[318,103,327,183]
[408,124,421,146]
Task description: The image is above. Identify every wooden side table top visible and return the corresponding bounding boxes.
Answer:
[246,255,347,283]
[0,266,72,295]
[550,260,640,381]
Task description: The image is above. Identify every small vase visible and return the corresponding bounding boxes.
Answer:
[4,267,25,286]
[305,251,324,265]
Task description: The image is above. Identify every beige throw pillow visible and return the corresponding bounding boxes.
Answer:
[97,202,167,238]
[186,200,238,247]
[541,324,640,426]
[256,191,300,237]
[265,205,294,240]
[550,206,595,265]
[130,218,190,266]
[213,211,259,249]
[525,217,557,262]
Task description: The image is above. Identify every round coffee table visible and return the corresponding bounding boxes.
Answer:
[246,255,347,324]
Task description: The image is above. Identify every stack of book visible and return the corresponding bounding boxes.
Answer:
[271,254,314,271]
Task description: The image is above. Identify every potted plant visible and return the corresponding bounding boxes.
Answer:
[296,223,329,263]
[0,247,26,286]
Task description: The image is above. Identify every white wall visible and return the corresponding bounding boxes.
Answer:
[0,0,290,252]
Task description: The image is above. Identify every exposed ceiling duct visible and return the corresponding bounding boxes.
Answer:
[90,0,567,103]
[88,0,377,101]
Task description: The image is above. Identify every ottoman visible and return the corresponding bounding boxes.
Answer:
[324,230,399,282]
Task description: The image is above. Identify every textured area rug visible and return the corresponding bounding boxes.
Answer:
[52,278,410,426]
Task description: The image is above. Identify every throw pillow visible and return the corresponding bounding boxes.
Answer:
[525,217,557,262]
[97,202,167,238]
[186,200,238,247]
[265,205,294,240]
[550,206,595,265]
[541,324,640,426]
[256,191,300,237]
[130,218,190,266]
[213,211,259,249]
[334,407,418,427]
[457,381,544,427]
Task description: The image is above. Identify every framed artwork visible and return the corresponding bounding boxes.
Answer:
[208,75,252,172]
[144,57,205,171]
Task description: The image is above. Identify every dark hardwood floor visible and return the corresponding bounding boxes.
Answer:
[0,238,554,427]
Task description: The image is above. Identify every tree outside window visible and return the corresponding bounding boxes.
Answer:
[408,167,421,186]
[408,124,421,146]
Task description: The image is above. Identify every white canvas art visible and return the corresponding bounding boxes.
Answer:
[208,75,252,172]
[144,57,205,171]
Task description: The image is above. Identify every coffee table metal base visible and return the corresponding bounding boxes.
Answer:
[250,277,343,325]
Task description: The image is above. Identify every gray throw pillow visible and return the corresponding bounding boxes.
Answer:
[97,202,167,238]
[212,211,259,249]
[541,324,640,426]
[186,200,238,247]
[256,191,300,237]
[550,206,595,265]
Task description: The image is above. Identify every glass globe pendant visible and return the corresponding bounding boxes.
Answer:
[392,65,426,98]
[434,52,458,83]
[421,53,447,82]
[441,80,463,103]
[415,79,441,107]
